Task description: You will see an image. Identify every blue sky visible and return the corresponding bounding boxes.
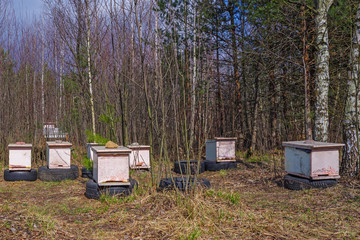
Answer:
[12,0,43,19]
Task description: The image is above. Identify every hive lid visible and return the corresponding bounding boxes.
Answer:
[8,143,32,148]
[92,146,132,153]
[87,142,101,146]
[282,141,344,150]
[214,137,237,141]
[127,143,150,149]
[46,141,72,147]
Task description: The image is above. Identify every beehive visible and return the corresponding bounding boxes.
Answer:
[206,137,236,162]
[128,144,150,170]
[283,141,344,180]
[8,143,32,170]
[92,146,131,186]
[46,141,72,169]
[87,143,100,161]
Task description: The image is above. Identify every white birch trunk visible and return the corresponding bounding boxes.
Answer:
[41,16,45,123]
[314,0,333,142]
[86,0,96,136]
[342,4,360,175]
[189,3,197,153]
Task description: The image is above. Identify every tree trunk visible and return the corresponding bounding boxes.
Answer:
[189,4,197,155]
[342,3,360,176]
[302,4,313,140]
[85,0,96,137]
[250,71,260,152]
[228,0,243,145]
[41,16,45,123]
[314,0,333,142]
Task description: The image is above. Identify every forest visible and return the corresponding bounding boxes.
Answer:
[0,0,359,173]
[1,0,360,239]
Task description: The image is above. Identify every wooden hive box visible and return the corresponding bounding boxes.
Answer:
[282,141,344,180]
[206,137,236,162]
[92,146,131,186]
[8,143,32,171]
[87,143,100,161]
[127,144,151,170]
[46,141,72,169]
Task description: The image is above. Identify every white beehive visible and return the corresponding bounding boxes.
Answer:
[206,137,236,162]
[8,143,32,170]
[87,143,100,161]
[128,143,151,170]
[283,141,344,180]
[92,146,131,186]
[46,141,72,169]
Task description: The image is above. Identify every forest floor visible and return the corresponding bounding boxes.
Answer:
[0,152,359,239]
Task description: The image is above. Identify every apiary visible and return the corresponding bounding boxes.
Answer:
[8,142,32,170]
[206,137,236,162]
[282,141,344,180]
[128,143,150,170]
[87,143,100,161]
[92,146,131,186]
[46,141,72,169]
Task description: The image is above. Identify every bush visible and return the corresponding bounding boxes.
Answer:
[82,156,93,171]
[85,130,110,145]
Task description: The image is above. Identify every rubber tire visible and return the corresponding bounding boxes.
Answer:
[174,160,205,175]
[284,174,338,191]
[38,165,79,181]
[81,167,93,179]
[85,178,100,199]
[204,161,237,171]
[85,178,138,200]
[4,169,37,181]
[158,177,211,191]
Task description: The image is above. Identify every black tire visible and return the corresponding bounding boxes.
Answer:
[284,174,337,191]
[85,178,138,200]
[173,160,205,175]
[99,186,131,197]
[129,178,138,190]
[158,177,211,191]
[85,179,101,199]
[4,169,37,181]
[38,165,79,181]
[204,161,237,171]
[81,167,93,179]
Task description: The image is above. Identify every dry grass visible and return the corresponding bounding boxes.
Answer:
[0,154,360,239]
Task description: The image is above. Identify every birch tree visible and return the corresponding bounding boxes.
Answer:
[85,0,96,137]
[314,0,333,142]
[342,3,360,175]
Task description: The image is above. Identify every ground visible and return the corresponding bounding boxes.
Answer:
[0,157,359,239]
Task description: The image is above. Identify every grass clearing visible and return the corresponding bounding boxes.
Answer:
[0,158,359,239]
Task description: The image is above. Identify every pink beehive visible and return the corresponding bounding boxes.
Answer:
[8,143,32,170]
[92,146,131,186]
[283,141,344,180]
[46,141,72,169]
[128,144,150,170]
